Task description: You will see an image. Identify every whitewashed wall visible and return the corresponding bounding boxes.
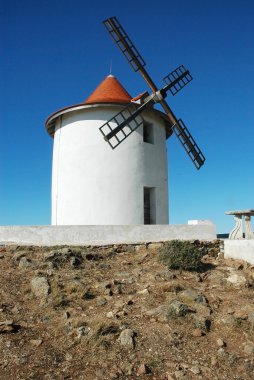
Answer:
[51,106,169,225]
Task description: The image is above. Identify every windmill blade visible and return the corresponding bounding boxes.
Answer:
[103,17,205,169]
[103,17,146,72]
[173,119,205,170]
[99,103,146,149]
[103,17,158,94]
[99,96,155,149]
[163,65,193,96]
[158,98,205,169]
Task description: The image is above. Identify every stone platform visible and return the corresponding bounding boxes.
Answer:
[0,223,216,246]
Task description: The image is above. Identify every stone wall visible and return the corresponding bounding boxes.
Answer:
[0,224,217,246]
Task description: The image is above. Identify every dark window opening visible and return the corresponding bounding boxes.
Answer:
[143,122,154,144]
[144,187,156,224]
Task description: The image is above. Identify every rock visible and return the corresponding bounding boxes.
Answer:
[77,325,91,338]
[137,364,150,375]
[97,297,107,306]
[29,339,43,347]
[147,243,163,250]
[137,288,149,296]
[118,329,135,349]
[97,281,112,290]
[31,276,50,299]
[217,348,228,357]
[125,245,136,253]
[114,300,125,311]
[106,311,114,318]
[192,315,211,331]
[190,366,200,374]
[44,248,83,267]
[168,300,195,318]
[248,312,254,327]
[226,272,247,287]
[217,338,226,347]
[70,256,81,267]
[146,300,194,321]
[0,320,15,333]
[220,315,237,326]
[82,290,95,300]
[98,263,111,270]
[12,251,26,261]
[244,343,254,354]
[154,270,176,281]
[180,288,207,305]
[18,257,35,268]
[174,370,186,379]
[65,353,73,362]
[135,244,146,252]
[64,311,70,319]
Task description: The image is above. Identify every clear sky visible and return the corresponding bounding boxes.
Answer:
[0,0,253,233]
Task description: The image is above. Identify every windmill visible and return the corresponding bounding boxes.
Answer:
[99,17,205,170]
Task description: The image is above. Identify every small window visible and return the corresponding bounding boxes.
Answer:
[143,122,154,144]
[144,187,156,224]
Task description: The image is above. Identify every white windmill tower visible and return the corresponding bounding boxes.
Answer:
[45,17,205,226]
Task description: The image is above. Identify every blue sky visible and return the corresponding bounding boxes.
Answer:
[0,0,253,233]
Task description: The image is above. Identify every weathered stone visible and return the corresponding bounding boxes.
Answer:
[190,366,200,375]
[154,270,176,281]
[135,245,146,252]
[217,347,228,357]
[244,343,254,354]
[148,243,163,250]
[77,325,91,338]
[248,312,254,327]
[0,320,15,333]
[220,315,237,326]
[97,297,107,306]
[98,263,111,270]
[226,272,247,287]
[12,251,26,261]
[217,338,226,347]
[180,288,207,305]
[137,364,150,375]
[70,256,81,267]
[18,257,34,268]
[114,300,125,311]
[146,300,194,321]
[192,315,211,331]
[29,339,43,347]
[31,276,50,298]
[137,288,149,296]
[44,248,83,267]
[118,329,135,349]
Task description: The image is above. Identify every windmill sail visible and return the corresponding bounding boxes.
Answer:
[102,16,206,170]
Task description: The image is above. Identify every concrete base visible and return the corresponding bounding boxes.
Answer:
[224,240,254,265]
[0,224,216,246]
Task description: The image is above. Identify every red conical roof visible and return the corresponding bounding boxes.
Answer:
[84,74,132,104]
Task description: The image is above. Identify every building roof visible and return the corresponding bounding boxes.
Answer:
[84,74,132,104]
[45,75,173,138]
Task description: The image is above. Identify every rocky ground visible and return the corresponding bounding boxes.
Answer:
[0,241,254,380]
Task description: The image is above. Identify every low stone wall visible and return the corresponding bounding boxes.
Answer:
[0,224,216,246]
[224,240,254,265]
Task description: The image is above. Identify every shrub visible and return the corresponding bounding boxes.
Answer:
[159,240,205,271]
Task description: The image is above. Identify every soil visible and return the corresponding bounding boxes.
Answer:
[0,242,254,380]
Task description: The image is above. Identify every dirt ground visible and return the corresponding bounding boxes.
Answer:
[0,242,254,380]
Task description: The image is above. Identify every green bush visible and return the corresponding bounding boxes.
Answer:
[159,240,205,271]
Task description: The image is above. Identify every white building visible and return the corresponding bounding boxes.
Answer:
[45,75,172,225]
